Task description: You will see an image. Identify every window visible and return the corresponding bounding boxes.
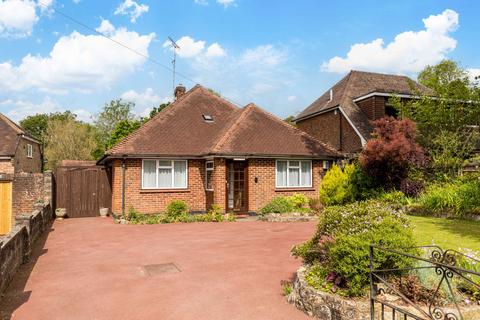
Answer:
[27,144,33,158]
[202,114,214,122]
[276,160,312,188]
[205,161,214,190]
[142,160,188,189]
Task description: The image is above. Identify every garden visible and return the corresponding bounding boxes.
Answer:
[283,61,480,319]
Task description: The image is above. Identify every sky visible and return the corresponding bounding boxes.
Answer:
[0,0,479,123]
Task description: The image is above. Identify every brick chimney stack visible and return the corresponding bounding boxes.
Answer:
[174,84,186,100]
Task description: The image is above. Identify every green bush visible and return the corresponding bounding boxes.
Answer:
[293,201,418,297]
[319,164,354,206]
[166,200,188,219]
[418,178,480,216]
[260,194,311,214]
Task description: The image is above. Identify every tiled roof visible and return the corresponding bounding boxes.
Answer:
[0,113,26,156]
[295,70,433,139]
[106,85,340,159]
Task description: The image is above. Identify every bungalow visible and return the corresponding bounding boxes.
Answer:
[99,85,340,215]
[294,70,432,154]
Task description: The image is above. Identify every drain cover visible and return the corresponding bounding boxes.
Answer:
[140,263,181,277]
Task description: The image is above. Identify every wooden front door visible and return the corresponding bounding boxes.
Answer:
[227,161,247,212]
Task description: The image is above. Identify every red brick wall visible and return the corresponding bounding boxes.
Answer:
[13,138,42,173]
[110,157,326,214]
[297,110,362,153]
[111,159,208,214]
[356,96,387,121]
[0,159,14,174]
[11,171,52,218]
[247,159,324,212]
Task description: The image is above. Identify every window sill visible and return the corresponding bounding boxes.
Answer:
[140,188,189,193]
[275,187,315,192]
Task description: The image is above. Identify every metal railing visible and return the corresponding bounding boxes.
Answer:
[370,245,480,320]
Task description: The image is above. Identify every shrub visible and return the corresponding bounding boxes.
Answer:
[359,117,426,189]
[418,178,480,216]
[260,194,311,214]
[308,197,324,213]
[400,178,424,197]
[319,163,356,206]
[260,197,293,214]
[293,201,418,297]
[166,200,188,219]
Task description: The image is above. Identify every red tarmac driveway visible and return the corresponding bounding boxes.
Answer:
[0,218,315,320]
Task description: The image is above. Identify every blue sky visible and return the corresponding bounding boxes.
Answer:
[0,0,479,122]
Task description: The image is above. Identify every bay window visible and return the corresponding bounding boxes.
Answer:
[142,160,188,189]
[276,160,312,188]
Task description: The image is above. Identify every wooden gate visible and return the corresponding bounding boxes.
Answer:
[0,180,12,234]
[55,165,111,218]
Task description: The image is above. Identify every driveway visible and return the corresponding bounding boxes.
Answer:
[0,218,315,320]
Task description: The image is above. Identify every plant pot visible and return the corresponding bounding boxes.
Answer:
[99,208,109,218]
[55,208,67,219]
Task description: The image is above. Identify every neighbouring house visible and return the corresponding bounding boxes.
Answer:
[0,113,42,175]
[0,113,47,235]
[294,70,432,154]
[98,85,340,215]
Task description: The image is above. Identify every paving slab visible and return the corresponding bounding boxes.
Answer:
[0,218,316,320]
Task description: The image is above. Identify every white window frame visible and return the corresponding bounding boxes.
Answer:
[205,160,214,191]
[142,159,188,189]
[27,144,33,158]
[275,159,313,188]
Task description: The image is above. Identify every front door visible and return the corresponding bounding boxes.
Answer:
[227,161,247,212]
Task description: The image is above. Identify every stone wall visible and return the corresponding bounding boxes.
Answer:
[287,266,370,320]
[0,202,53,295]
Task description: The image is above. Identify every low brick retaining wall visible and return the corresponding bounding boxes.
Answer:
[0,202,53,295]
[287,266,370,320]
[258,213,318,222]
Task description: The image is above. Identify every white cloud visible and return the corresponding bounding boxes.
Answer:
[287,95,296,102]
[164,36,205,58]
[38,0,54,14]
[0,96,92,122]
[0,0,38,38]
[194,0,208,5]
[187,44,295,99]
[217,0,235,8]
[114,0,149,23]
[322,9,459,74]
[121,88,172,117]
[240,44,287,68]
[206,43,226,57]
[95,19,115,35]
[0,20,155,93]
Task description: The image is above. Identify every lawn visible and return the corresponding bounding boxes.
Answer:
[409,215,480,252]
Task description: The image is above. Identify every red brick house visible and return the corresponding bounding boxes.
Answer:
[99,85,340,215]
[295,70,432,154]
[0,113,42,175]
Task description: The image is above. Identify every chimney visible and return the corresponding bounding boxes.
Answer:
[174,84,186,100]
[329,89,333,102]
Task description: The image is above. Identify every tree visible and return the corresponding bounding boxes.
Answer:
[391,60,480,176]
[359,117,426,189]
[20,111,76,144]
[44,118,99,169]
[148,102,170,119]
[283,115,296,126]
[94,99,134,148]
[106,119,142,149]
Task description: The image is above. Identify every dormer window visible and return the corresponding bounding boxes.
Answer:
[202,114,214,122]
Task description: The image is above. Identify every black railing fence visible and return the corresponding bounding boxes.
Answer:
[370,245,480,320]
